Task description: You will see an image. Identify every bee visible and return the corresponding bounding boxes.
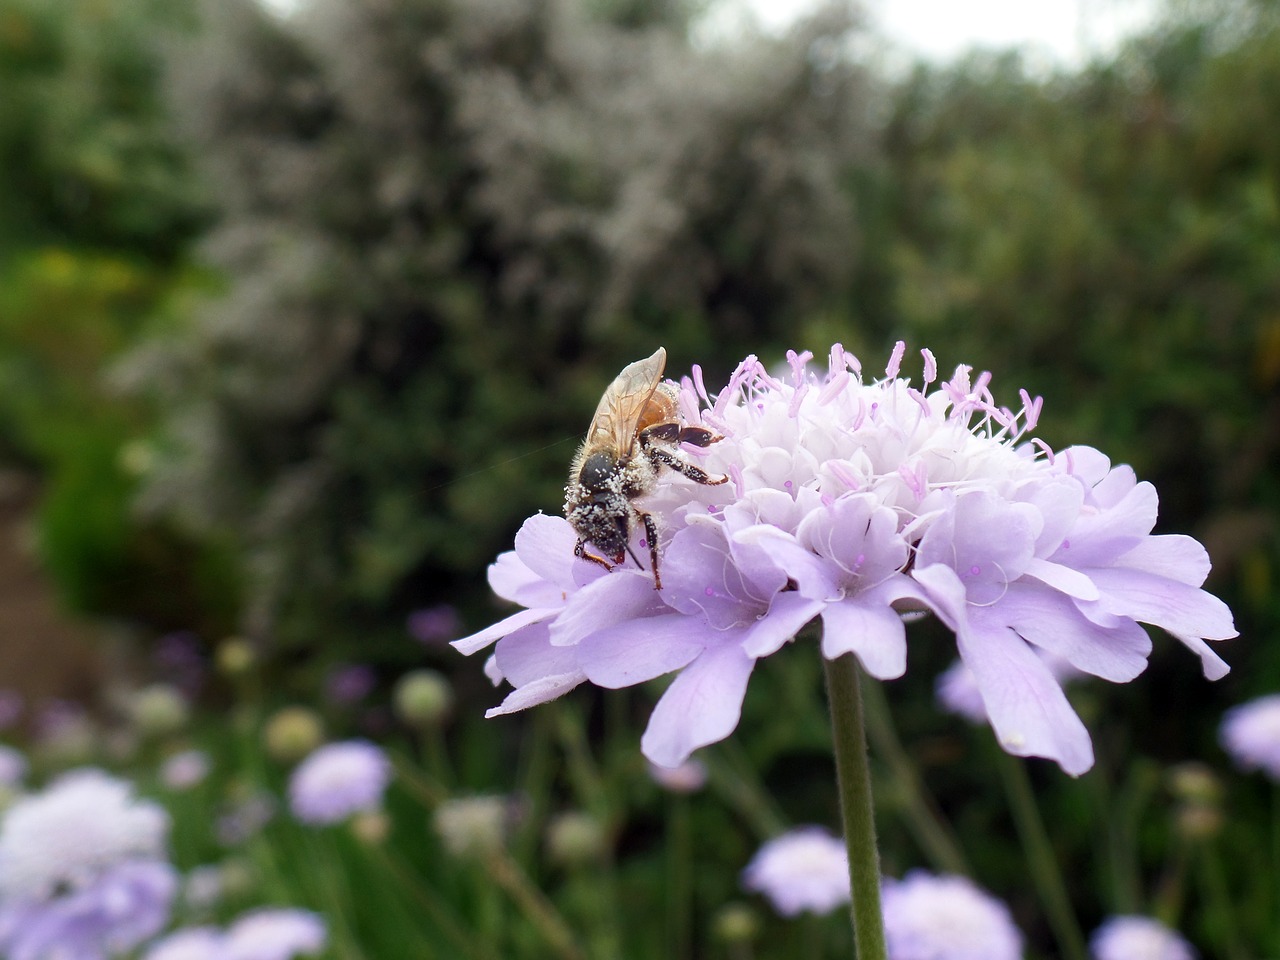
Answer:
[565,347,728,590]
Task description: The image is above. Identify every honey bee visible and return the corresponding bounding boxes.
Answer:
[565,347,728,589]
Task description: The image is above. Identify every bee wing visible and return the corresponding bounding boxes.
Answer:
[585,347,667,454]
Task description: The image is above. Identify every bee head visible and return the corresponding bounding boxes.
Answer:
[577,450,620,492]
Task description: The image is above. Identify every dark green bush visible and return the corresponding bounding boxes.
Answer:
[120,0,869,651]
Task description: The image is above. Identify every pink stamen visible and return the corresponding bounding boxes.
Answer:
[885,340,906,379]
[788,382,809,418]
[692,364,710,403]
[1020,389,1043,431]
[819,371,850,405]
[1031,438,1055,464]
[921,348,937,385]
[787,349,813,386]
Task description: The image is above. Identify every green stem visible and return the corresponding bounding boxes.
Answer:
[1274,783,1280,954]
[860,679,970,876]
[373,847,501,960]
[993,748,1087,960]
[823,654,887,960]
[667,792,694,960]
[485,847,587,960]
[1198,840,1246,960]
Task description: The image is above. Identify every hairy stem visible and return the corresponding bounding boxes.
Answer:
[823,654,888,960]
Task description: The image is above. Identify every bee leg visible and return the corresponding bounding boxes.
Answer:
[676,425,722,447]
[640,512,663,590]
[574,538,615,572]
[640,422,723,449]
[649,447,729,486]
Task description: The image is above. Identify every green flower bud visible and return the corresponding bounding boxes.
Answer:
[127,683,189,739]
[713,902,761,944]
[545,811,608,867]
[263,706,324,763]
[393,669,454,729]
[434,795,509,859]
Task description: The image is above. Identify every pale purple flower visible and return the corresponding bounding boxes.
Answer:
[161,749,212,790]
[456,344,1236,774]
[216,791,276,846]
[0,744,27,788]
[324,663,376,705]
[741,826,850,916]
[647,757,708,793]
[881,871,1022,960]
[224,907,326,960]
[1219,694,1280,780]
[288,740,391,825]
[408,604,461,644]
[142,926,223,960]
[0,769,169,901]
[0,769,176,958]
[0,859,178,960]
[1090,915,1195,960]
[154,631,208,695]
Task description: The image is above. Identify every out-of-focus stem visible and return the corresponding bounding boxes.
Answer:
[705,742,788,840]
[860,679,970,876]
[484,847,587,960]
[1198,840,1246,960]
[824,653,888,960]
[667,792,694,960]
[1273,784,1280,953]
[373,847,500,960]
[993,748,1087,960]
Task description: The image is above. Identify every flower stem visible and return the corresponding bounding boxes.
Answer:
[666,792,694,960]
[1273,783,1280,954]
[823,653,888,960]
[484,847,587,960]
[993,748,1087,960]
[1197,840,1247,960]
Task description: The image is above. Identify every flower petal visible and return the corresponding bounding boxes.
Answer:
[487,550,563,608]
[998,582,1151,682]
[960,610,1095,776]
[577,614,704,688]
[485,673,585,717]
[1023,558,1100,601]
[1114,534,1211,587]
[741,592,824,658]
[514,514,587,591]
[453,607,557,656]
[493,624,578,687]
[641,641,756,767]
[1089,567,1237,641]
[817,579,923,679]
[1052,480,1156,567]
[731,525,838,600]
[549,569,662,646]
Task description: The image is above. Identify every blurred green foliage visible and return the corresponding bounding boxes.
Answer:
[0,0,233,629]
[115,0,866,652]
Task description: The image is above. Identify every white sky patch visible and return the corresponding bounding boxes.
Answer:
[255,0,1162,70]
[704,0,1161,67]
